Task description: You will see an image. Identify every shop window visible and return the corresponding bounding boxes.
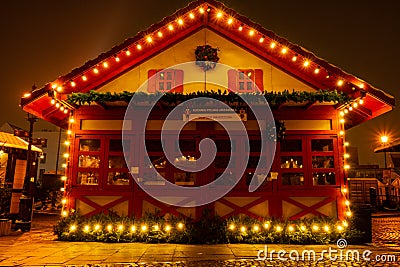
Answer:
[147,69,184,93]
[174,172,196,186]
[280,139,302,152]
[281,156,303,169]
[79,139,101,151]
[313,172,336,185]
[312,156,334,169]
[215,139,235,152]
[311,139,333,152]
[282,173,304,186]
[79,155,100,168]
[78,172,99,185]
[107,139,130,186]
[227,69,263,92]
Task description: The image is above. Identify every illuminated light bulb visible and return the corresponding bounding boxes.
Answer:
[249,30,255,36]
[229,224,235,230]
[131,225,136,232]
[324,225,330,232]
[60,106,65,111]
[103,62,108,68]
[227,18,233,25]
[61,176,67,181]
[63,153,69,158]
[82,75,87,81]
[300,225,306,231]
[57,86,63,92]
[189,12,195,19]
[303,60,310,67]
[177,18,183,25]
[84,225,90,232]
[288,225,294,232]
[339,111,345,116]
[52,84,58,89]
[238,25,243,31]
[153,225,159,231]
[359,99,364,105]
[93,68,99,74]
[55,103,60,108]
[340,118,345,124]
[344,141,349,147]
[95,224,101,231]
[344,153,350,159]
[345,200,350,206]
[168,24,174,31]
[281,47,287,54]
[69,118,75,123]
[336,225,344,232]
[337,80,344,86]
[292,55,297,62]
[276,225,283,232]
[165,225,171,232]
[60,188,65,192]
[216,11,223,18]
[343,221,349,227]
[70,225,77,231]
[67,130,72,135]
[259,37,265,43]
[199,7,205,14]
[342,188,348,194]
[326,73,331,79]
[118,225,124,231]
[346,211,352,217]
[353,102,358,108]
[62,163,67,168]
[141,225,147,231]
[62,210,68,217]
[314,67,320,74]
[270,42,276,49]
[61,198,67,204]
[136,44,142,50]
[240,226,246,233]
[126,50,131,56]
[107,224,113,231]
[177,222,184,229]
[115,56,120,62]
[312,225,319,231]
[51,99,56,105]
[344,164,350,170]
[157,31,163,38]
[344,109,349,114]
[146,36,152,43]
[359,83,364,89]
[339,130,344,136]
[63,108,68,113]
[264,223,270,229]
[349,106,353,111]
[253,225,260,232]
[70,81,76,87]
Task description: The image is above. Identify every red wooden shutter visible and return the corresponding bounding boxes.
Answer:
[173,69,184,93]
[147,69,158,93]
[227,69,237,92]
[254,69,264,92]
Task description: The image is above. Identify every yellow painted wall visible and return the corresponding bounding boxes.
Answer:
[99,29,315,93]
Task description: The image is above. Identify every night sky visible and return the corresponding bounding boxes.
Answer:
[0,0,399,166]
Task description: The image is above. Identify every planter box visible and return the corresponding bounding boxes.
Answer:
[0,219,11,236]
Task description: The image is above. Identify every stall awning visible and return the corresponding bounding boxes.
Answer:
[0,132,42,152]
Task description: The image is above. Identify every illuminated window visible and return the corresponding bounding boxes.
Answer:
[147,69,184,93]
[227,69,263,92]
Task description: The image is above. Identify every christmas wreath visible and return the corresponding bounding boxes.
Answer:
[195,45,220,71]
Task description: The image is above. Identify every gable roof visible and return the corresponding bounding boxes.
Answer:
[20,0,394,128]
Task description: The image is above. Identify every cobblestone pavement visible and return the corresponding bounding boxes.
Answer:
[1,213,400,266]
[372,217,400,247]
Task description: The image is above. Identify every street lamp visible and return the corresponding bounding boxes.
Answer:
[380,135,388,168]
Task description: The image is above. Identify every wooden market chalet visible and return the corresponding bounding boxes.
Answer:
[21,0,394,221]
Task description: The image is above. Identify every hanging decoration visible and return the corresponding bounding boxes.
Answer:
[195,45,220,71]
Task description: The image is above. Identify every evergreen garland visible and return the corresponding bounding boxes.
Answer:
[67,89,352,106]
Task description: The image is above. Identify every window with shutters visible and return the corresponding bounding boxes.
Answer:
[147,69,184,93]
[227,69,263,92]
